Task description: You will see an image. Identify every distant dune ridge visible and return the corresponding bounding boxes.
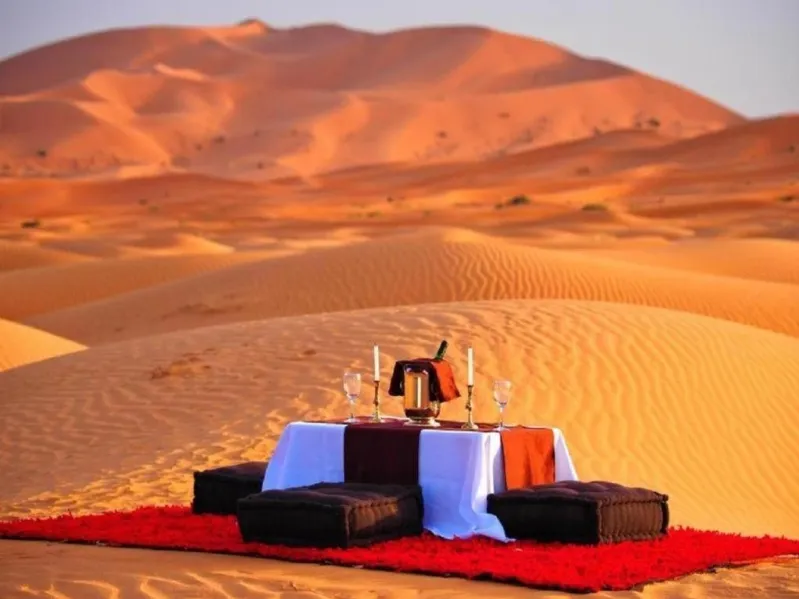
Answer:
[1,18,798,599]
[0,21,744,178]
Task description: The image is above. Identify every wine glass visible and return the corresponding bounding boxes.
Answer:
[343,371,361,422]
[492,379,512,430]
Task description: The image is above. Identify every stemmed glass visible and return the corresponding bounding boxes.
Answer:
[493,379,512,430]
[343,371,361,422]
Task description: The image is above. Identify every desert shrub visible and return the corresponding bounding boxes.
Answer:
[495,194,532,209]
[21,219,41,228]
[507,195,531,206]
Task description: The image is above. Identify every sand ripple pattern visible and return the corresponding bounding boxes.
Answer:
[1,540,796,599]
[24,228,799,345]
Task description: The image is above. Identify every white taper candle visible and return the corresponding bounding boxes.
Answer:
[467,345,474,386]
[373,344,380,381]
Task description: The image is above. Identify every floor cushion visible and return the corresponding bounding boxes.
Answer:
[237,482,424,548]
[487,480,669,544]
[192,461,267,515]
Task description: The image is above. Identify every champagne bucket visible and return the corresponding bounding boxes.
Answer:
[403,366,441,427]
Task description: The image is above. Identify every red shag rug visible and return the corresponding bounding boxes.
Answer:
[1,506,797,594]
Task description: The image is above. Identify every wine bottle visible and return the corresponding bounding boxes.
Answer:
[433,340,448,360]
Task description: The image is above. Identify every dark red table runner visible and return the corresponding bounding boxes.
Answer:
[343,420,422,485]
[340,419,556,488]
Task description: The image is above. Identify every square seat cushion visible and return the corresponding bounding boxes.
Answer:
[192,461,267,515]
[487,480,669,544]
[236,482,424,548]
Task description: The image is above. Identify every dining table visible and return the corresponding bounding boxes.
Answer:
[262,416,579,541]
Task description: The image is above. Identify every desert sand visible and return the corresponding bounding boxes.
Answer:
[0,20,798,598]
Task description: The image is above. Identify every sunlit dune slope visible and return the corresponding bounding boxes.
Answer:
[2,299,798,540]
[650,114,799,165]
[0,251,270,320]
[0,22,742,177]
[590,238,799,286]
[0,317,84,372]
[25,227,799,344]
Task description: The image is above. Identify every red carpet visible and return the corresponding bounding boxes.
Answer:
[1,506,798,593]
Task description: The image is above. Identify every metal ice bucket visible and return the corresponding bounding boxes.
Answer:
[403,366,441,427]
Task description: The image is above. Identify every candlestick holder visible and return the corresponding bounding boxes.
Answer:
[462,384,477,429]
[371,379,383,422]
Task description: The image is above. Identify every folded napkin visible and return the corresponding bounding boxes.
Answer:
[388,358,461,403]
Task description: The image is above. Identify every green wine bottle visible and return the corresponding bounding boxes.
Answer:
[433,340,448,360]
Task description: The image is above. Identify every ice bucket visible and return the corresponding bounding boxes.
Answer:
[403,365,441,427]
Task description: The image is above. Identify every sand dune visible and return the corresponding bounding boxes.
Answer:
[654,114,799,164]
[0,22,743,178]
[0,317,84,372]
[0,239,92,271]
[119,231,235,256]
[25,227,799,345]
[590,238,799,285]
[0,251,269,320]
[3,299,799,540]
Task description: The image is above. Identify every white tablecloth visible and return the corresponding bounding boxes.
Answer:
[263,420,579,541]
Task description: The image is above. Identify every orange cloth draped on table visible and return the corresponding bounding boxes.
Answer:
[499,427,556,489]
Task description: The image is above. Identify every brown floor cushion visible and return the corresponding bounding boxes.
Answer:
[192,461,267,515]
[487,480,669,544]
[237,482,424,548]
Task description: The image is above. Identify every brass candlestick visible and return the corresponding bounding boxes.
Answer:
[371,379,383,422]
[462,384,477,429]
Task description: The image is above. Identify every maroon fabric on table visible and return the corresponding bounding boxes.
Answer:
[344,421,423,485]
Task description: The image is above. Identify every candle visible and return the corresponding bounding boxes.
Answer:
[373,344,380,381]
[467,346,474,386]
[416,375,422,405]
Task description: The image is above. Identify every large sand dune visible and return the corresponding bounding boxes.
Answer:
[0,22,743,178]
[23,227,799,344]
[1,17,797,599]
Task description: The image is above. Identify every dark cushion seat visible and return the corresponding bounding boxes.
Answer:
[487,480,669,544]
[237,482,424,548]
[192,461,267,515]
